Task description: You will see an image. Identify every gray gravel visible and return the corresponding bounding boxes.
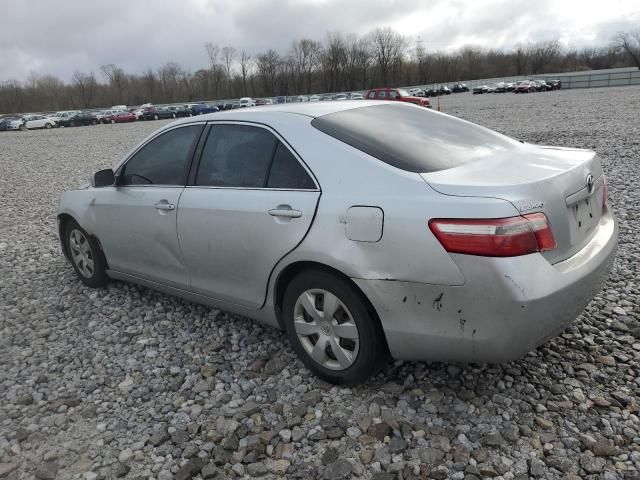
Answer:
[1,87,639,480]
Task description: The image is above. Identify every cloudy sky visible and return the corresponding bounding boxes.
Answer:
[1,0,638,82]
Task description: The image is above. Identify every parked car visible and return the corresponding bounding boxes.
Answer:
[548,79,561,90]
[451,83,469,93]
[472,85,489,94]
[57,112,98,127]
[277,96,287,104]
[364,88,431,108]
[534,80,551,91]
[506,82,517,92]
[350,93,364,100]
[309,95,321,102]
[142,106,176,120]
[333,93,348,101]
[50,111,80,125]
[407,88,424,97]
[239,97,255,108]
[514,81,537,93]
[0,116,22,131]
[96,109,126,123]
[190,104,218,116]
[103,111,137,123]
[169,105,192,117]
[492,82,507,93]
[58,101,617,385]
[21,114,58,129]
[533,80,546,92]
[438,85,452,95]
[321,95,333,101]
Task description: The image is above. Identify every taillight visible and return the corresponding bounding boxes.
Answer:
[602,175,607,209]
[428,213,556,257]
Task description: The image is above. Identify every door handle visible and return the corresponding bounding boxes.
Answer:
[268,208,302,218]
[154,202,176,211]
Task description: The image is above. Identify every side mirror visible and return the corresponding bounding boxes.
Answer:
[92,169,115,188]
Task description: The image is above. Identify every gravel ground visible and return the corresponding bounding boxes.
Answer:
[1,86,639,480]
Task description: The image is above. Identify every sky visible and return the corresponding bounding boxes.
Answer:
[0,0,638,82]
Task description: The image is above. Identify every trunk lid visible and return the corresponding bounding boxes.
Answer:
[421,144,605,264]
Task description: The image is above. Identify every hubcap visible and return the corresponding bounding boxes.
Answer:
[293,289,359,371]
[69,229,94,278]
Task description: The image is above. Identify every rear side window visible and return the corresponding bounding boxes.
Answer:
[120,125,202,185]
[367,91,376,99]
[267,143,315,189]
[311,103,520,173]
[377,91,386,98]
[196,125,277,187]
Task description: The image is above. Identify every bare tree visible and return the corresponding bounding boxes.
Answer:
[222,46,236,97]
[292,39,322,93]
[371,27,407,86]
[613,30,640,68]
[255,49,280,96]
[513,45,530,75]
[529,40,562,74]
[239,51,252,96]
[204,42,221,97]
[72,71,97,108]
[100,64,127,104]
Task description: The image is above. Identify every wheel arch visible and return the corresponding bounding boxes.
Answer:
[272,260,390,353]
[57,213,109,268]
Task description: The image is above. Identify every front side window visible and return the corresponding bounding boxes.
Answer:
[120,125,202,185]
[367,91,377,99]
[378,90,387,98]
[196,124,277,187]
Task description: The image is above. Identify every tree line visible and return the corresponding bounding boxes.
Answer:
[1,27,639,113]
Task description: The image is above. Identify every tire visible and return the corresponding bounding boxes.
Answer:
[153,114,159,120]
[19,125,26,131]
[45,123,52,129]
[70,121,76,127]
[64,219,109,288]
[282,270,388,385]
[172,113,176,118]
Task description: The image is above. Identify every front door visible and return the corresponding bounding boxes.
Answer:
[91,124,204,288]
[178,123,320,308]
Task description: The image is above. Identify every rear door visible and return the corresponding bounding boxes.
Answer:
[177,122,320,308]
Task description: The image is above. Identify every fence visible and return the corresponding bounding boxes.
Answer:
[417,66,640,91]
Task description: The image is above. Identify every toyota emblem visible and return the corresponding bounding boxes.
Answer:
[586,174,595,194]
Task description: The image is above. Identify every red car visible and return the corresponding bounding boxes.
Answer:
[365,88,431,108]
[103,112,136,123]
[514,81,537,94]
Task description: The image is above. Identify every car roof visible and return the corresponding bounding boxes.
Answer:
[174,100,387,121]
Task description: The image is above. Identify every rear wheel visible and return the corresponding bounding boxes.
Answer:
[45,122,52,129]
[153,114,159,120]
[172,113,176,118]
[282,270,388,385]
[64,220,109,288]
[91,119,98,125]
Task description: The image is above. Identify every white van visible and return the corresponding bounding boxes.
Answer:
[239,97,254,108]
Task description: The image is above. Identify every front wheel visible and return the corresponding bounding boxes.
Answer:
[172,113,176,118]
[282,270,388,385]
[153,114,159,120]
[64,220,109,288]
[91,119,98,125]
[45,122,52,129]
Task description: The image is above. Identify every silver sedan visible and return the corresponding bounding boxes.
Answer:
[58,101,618,384]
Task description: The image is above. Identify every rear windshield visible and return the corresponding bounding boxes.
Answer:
[311,103,519,173]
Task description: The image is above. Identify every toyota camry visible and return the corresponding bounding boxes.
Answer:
[57,101,618,384]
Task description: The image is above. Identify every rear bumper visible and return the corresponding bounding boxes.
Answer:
[354,211,618,363]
